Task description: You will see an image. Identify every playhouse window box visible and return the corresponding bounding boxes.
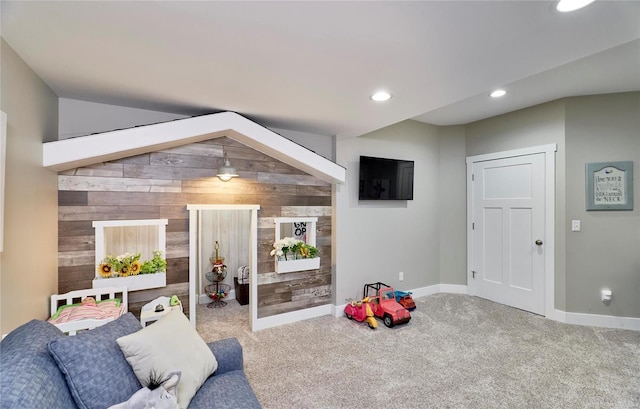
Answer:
[92,272,166,291]
[275,257,320,274]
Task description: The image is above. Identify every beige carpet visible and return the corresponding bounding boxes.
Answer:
[196,294,640,409]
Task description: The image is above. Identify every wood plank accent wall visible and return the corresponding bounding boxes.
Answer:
[57,136,332,319]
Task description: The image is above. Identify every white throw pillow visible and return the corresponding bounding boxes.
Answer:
[116,309,218,409]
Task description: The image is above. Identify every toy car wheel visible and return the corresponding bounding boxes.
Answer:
[346,313,353,320]
[383,314,394,328]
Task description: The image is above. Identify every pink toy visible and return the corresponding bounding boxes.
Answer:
[344,297,377,329]
[364,283,411,328]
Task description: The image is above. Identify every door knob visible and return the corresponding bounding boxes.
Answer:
[535,240,543,246]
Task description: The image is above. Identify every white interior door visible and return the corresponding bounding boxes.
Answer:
[468,151,547,315]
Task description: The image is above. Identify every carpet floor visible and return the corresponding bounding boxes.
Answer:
[196,294,640,409]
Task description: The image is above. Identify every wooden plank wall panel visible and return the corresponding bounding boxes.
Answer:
[57,136,333,320]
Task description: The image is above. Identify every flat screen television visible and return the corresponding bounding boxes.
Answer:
[359,155,414,200]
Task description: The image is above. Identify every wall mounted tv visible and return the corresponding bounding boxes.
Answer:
[359,155,414,200]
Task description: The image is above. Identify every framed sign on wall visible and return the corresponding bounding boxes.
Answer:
[586,161,634,211]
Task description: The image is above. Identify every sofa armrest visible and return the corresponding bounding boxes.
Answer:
[208,337,243,375]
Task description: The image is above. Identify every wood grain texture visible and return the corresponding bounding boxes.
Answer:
[59,191,88,206]
[58,235,94,252]
[59,175,182,193]
[59,205,163,221]
[59,163,124,177]
[57,136,333,320]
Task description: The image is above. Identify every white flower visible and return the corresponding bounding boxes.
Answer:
[271,237,303,260]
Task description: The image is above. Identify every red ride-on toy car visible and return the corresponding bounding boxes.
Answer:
[364,282,411,328]
[344,297,378,329]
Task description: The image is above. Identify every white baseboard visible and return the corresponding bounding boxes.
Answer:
[252,304,333,331]
[438,284,468,294]
[407,284,440,299]
[553,309,640,331]
[409,283,468,298]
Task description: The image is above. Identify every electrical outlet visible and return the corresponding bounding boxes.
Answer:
[399,271,404,281]
[572,220,581,231]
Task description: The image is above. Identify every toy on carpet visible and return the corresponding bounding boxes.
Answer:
[394,290,416,311]
[364,282,411,328]
[344,296,378,329]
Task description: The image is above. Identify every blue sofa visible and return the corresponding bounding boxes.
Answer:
[0,313,261,409]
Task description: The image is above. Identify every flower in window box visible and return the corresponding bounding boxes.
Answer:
[97,262,113,278]
[130,260,141,275]
[270,237,318,260]
[119,265,131,277]
[300,243,318,259]
[140,250,167,274]
[97,252,157,278]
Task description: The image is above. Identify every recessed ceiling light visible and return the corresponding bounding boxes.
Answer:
[556,0,596,12]
[370,91,392,102]
[490,89,506,98]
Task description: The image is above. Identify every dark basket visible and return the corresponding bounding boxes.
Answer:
[205,283,231,300]
[205,269,227,283]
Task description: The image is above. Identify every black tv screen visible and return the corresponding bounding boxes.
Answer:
[359,155,414,200]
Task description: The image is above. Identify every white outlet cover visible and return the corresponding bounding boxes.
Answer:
[571,220,581,231]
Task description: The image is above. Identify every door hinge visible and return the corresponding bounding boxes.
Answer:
[472,173,475,181]
[472,270,477,279]
[472,222,475,230]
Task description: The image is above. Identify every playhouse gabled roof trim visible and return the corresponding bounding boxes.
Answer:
[43,111,346,183]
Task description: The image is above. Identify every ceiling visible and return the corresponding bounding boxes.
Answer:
[2,1,639,138]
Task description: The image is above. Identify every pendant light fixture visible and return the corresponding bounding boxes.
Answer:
[216,153,239,182]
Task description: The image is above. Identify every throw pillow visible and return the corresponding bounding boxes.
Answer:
[48,312,143,409]
[109,370,181,409]
[116,309,218,409]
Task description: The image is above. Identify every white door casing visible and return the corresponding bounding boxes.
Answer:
[187,204,260,330]
[467,145,556,317]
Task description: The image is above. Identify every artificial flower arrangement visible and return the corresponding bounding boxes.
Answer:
[97,250,167,278]
[270,237,318,261]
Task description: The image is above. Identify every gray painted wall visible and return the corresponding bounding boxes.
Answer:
[335,120,465,303]
[465,93,640,318]
[58,99,335,160]
[270,127,334,161]
[1,40,59,334]
[59,98,187,139]
[438,126,467,285]
[564,92,639,317]
[466,100,568,311]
